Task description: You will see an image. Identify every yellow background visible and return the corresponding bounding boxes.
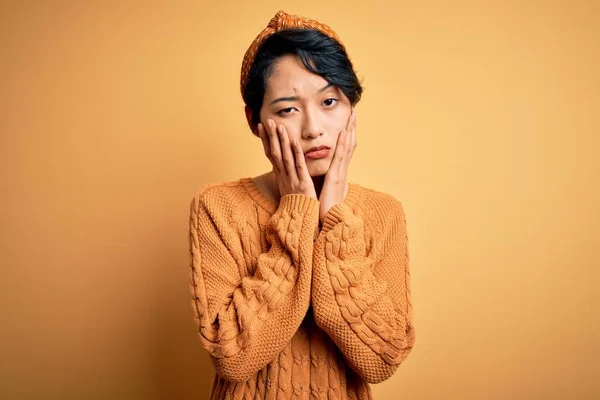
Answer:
[1,1,599,399]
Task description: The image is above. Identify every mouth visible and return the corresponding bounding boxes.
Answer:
[304,146,330,160]
[304,145,330,155]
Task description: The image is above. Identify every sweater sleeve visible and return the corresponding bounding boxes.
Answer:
[189,188,320,382]
[311,199,415,384]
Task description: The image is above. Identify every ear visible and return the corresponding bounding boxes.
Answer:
[245,106,258,137]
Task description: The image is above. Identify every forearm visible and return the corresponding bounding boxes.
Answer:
[190,192,320,382]
[311,202,415,383]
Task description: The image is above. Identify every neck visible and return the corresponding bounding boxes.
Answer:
[311,174,325,197]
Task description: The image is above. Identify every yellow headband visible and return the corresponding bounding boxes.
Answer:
[240,10,345,97]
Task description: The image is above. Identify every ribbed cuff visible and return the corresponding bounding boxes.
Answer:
[278,194,320,217]
[320,202,353,234]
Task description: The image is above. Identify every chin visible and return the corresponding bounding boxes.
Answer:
[307,161,331,177]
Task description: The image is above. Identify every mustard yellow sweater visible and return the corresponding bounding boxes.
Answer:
[188,177,415,399]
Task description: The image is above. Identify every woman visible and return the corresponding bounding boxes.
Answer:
[189,10,415,399]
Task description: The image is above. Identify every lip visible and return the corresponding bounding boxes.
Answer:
[304,145,330,155]
[304,148,330,160]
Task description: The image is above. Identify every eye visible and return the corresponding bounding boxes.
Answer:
[277,107,296,116]
[323,98,338,107]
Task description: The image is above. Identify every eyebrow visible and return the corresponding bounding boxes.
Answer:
[269,82,334,105]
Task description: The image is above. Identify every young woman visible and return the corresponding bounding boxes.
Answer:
[189,10,415,399]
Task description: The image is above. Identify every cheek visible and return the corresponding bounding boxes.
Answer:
[328,118,350,153]
[331,130,343,148]
[331,105,352,132]
[283,124,302,142]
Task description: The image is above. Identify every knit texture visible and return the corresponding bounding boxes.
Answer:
[240,10,346,97]
[189,177,415,399]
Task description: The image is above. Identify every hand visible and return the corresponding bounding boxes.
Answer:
[258,119,318,200]
[319,109,357,222]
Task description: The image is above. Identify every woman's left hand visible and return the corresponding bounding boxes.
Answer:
[319,109,357,222]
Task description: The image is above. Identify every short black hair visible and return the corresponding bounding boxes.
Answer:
[242,28,363,134]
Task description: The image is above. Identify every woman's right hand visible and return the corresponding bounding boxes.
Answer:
[258,119,317,200]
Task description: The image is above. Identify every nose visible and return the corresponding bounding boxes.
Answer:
[301,109,323,139]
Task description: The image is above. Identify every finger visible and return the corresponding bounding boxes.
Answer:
[343,109,355,154]
[259,123,280,175]
[328,111,354,178]
[258,123,271,159]
[292,139,311,182]
[350,113,357,158]
[266,119,284,174]
[339,109,355,155]
[345,117,353,154]
[330,128,346,170]
[345,108,356,133]
[278,124,296,179]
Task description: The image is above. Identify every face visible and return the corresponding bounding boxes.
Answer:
[259,54,352,177]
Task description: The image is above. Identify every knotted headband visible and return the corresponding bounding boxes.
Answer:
[240,10,346,97]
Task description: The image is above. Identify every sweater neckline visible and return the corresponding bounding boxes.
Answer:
[240,176,361,215]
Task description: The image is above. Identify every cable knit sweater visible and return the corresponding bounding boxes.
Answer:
[188,177,415,399]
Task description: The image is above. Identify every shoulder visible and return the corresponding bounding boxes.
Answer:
[357,184,406,216]
[356,184,407,228]
[192,178,243,202]
[189,178,249,220]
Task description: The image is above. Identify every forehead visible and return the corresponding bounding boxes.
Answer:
[264,55,330,97]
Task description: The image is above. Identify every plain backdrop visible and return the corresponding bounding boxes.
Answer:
[1,0,599,399]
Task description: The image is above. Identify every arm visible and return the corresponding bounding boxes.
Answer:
[311,199,415,384]
[189,188,319,382]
